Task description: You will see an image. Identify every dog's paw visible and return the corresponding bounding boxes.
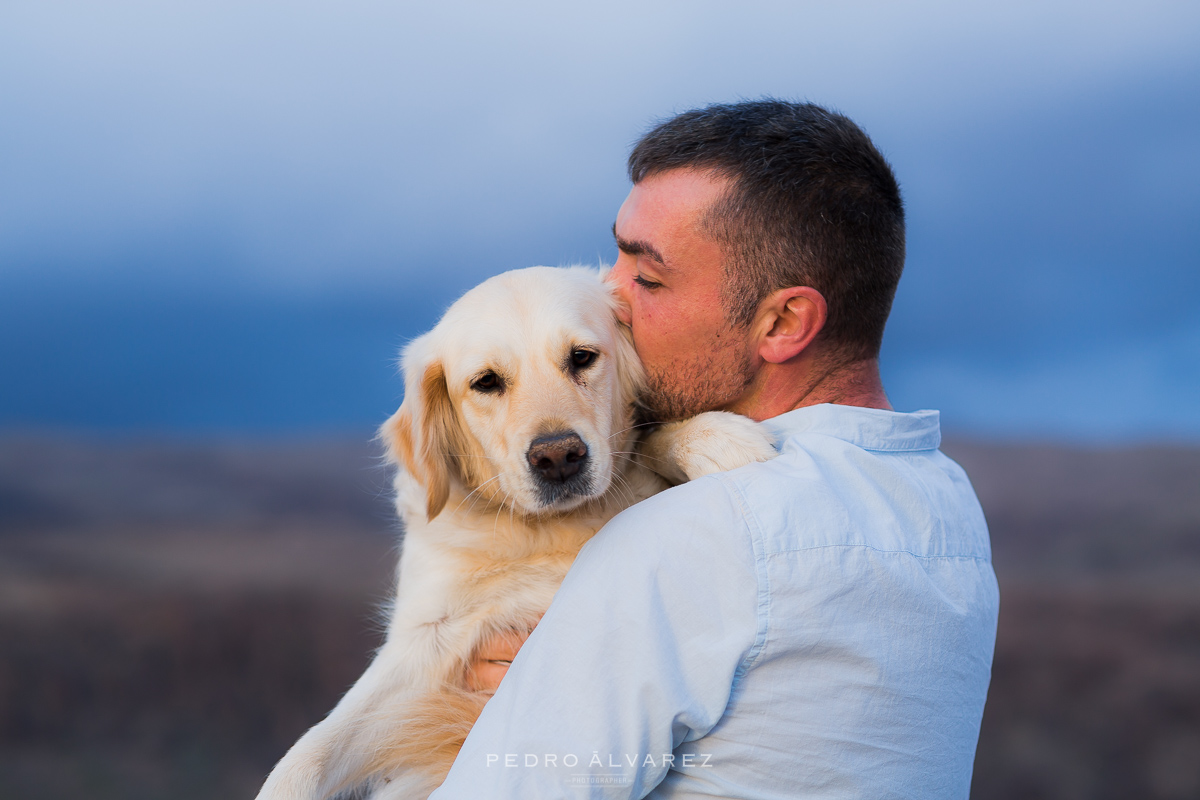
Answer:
[642,411,777,483]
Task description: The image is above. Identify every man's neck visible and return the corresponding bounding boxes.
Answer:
[729,352,891,422]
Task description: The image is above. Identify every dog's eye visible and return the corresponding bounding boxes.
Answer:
[570,349,598,370]
[471,371,503,393]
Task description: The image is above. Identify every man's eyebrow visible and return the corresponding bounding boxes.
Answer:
[611,223,671,271]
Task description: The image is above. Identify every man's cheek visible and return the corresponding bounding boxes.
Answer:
[634,324,673,367]
[640,302,687,347]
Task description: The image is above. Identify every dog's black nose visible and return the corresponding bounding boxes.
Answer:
[527,432,589,483]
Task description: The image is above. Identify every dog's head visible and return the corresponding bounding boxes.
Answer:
[380,267,643,520]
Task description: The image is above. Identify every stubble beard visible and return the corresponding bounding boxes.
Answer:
[638,338,757,423]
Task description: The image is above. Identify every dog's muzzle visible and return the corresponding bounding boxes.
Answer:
[526,431,593,506]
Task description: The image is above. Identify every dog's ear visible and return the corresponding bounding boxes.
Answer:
[414,361,466,520]
[380,356,468,521]
[594,268,646,415]
[611,308,646,419]
[380,406,418,480]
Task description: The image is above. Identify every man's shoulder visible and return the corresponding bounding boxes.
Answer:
[603,440,843,549]
[719,429,992,561]
[609,472,744,534]
[587,472,755,561]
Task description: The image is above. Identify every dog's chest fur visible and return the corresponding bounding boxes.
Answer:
[388,463,668,688]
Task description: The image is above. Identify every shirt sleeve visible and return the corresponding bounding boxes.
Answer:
[429,474,762,799]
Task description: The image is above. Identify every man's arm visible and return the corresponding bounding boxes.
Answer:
[430,475,761,798]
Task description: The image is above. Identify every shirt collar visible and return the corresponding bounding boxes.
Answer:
[761,403,942,453]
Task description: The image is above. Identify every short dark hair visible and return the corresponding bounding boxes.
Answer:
[628,100,905,361]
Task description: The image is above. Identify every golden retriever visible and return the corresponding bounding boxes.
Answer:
[256,266,776,799]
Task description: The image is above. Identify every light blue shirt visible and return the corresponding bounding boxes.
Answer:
[432,404,999,799]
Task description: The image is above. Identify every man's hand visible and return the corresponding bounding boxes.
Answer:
[465,628,533,693]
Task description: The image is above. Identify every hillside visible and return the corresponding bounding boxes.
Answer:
[0,435,1197,799]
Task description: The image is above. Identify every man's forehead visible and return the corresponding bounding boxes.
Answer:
[615,169,728,239]
[613,170,729,274]
[612,222,668,271]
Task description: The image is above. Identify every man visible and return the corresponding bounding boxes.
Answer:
[431,100,998,798]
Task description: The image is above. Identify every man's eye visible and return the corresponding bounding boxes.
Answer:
[570,349,598,370]
[471,371,503,393]
[633,274,662,290]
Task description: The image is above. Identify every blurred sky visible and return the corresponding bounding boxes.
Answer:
[1,0,1197,441]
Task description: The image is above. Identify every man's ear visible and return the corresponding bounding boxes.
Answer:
[756,286,827,364]
[380,356,468,521]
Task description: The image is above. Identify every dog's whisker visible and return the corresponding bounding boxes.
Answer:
[606,420,661,440]
[453,474,504,515]
[493,490,514,541]
[465,485,498,517]
[611,454,642,473]
[606,471,635,507]
[611,450,660,460]
[613,470,640,503]
[612,449,671,467]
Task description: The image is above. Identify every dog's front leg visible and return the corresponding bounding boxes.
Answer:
[639,410,777,483]
[255,625,453,800]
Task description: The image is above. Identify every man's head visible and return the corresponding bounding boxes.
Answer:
[609,100,905,421]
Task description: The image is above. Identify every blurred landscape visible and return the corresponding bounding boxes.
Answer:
[1,3,1197,798]
[0,434,1197,799]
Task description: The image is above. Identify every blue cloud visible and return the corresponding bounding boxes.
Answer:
[1,1,1197,439]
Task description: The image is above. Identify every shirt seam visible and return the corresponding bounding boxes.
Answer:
[713,473,771,684]
[763,542,993,562]
[781,431,941,454]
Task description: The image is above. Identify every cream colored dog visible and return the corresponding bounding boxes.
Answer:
[256,266,776,799]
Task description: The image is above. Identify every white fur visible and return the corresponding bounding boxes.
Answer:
[256,266,776,800]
